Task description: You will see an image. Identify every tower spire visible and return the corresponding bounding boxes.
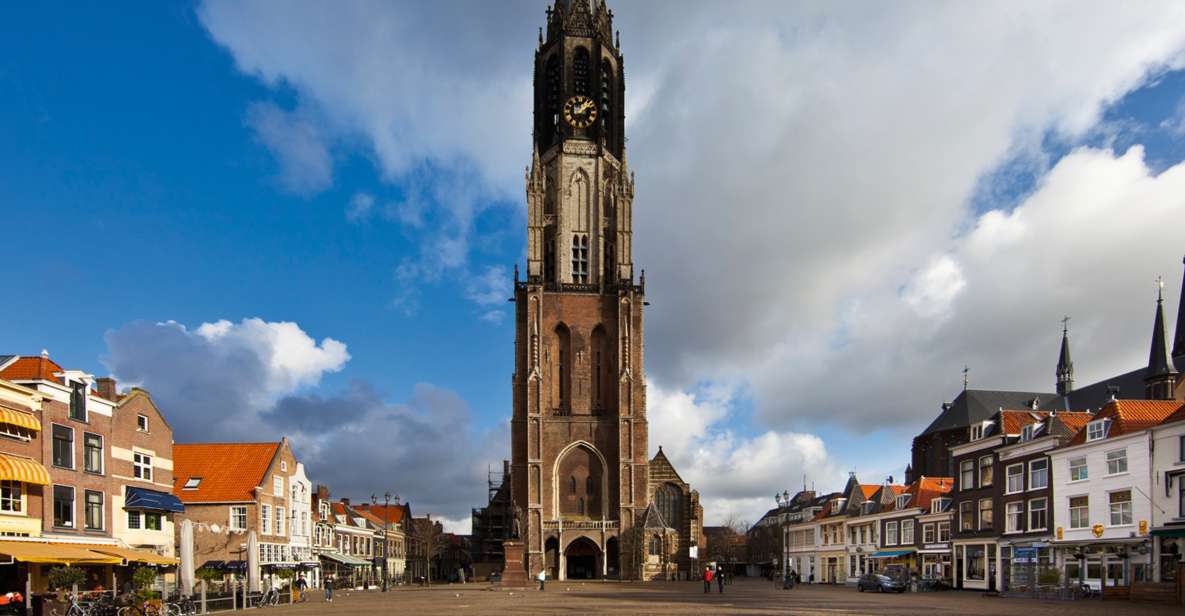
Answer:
[1056,316,1074,396]
[1146,276,1178,400]
[1173,254,1185,358]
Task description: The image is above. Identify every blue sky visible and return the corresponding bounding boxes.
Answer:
[4,1,1185,528]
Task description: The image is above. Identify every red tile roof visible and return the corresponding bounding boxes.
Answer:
[356,503,408,525]
[1067,400,1184,446]
[881,476,953,513]
[172,442,280,503]
[859,485,879,498]
[1161,403,1185,426]
[1000,410,1051,435]
[0,356,65,383]
[1052,412,1094,434]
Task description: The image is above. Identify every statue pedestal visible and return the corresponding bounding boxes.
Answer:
[496,540,530,588]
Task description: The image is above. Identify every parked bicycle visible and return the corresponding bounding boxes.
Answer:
[52,593,118,616]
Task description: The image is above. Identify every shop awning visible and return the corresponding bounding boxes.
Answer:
[871,549,916,558]
[1151,528,1185,538]
[199,560,247,573]
[0,453,50,486]
[124,487,185,513]
[319,552,370,567]
[90,546,178,566]
[0,541,120,565]
[0,408,39,432]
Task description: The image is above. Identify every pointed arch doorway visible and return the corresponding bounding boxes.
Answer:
[564,537,602,580]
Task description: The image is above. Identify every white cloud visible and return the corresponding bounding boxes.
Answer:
[244,102,332,195]
[346,191,375,223]
[104,319,500,521]
[648,381,842,525]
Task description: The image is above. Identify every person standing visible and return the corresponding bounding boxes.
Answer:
[324,576,334,603]
[703,567,713,594]
[716,566,725,593]
[537,568,546,591]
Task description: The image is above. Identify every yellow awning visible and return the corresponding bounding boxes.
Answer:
[0,407,39,432]
[0,541,121,565]
[0,453,50,486]
[89,546,177,566]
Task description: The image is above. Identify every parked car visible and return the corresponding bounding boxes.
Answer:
[856,573,906,593]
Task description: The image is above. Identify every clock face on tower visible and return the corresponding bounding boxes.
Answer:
[563,95,598,129]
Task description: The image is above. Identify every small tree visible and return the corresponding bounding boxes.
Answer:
[132,567,159,602]
[195,567,221,593]
[47,566,85,593]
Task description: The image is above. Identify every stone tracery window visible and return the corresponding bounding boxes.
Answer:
[656,483,682,530]
[573,47,589,96]
[649,535,661,556]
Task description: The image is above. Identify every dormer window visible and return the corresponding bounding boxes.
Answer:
[1086,419,1108,442]
[1020,424,1038,442]
[861,501,875,514]
[896,494,911,509]
[183,477,202,490]
[931,497,950,514]
[831,499,845,513]
[970,421,990,441]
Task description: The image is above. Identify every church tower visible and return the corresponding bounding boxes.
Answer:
[511,0,648,581]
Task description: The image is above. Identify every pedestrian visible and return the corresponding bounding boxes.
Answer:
[537,568,546,591]
[716,566,725,594]
[702,567,713,594]
[809,572,815,584]
[324,576,334,603]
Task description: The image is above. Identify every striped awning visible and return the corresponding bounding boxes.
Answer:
[0,541,121,565]
[0,453,50,486]
[0,407,39,432]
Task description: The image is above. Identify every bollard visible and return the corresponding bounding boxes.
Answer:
[232,580,237,611]
[201,579,207,615]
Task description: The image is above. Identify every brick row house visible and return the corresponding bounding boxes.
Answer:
[171,439,323,591]
[0,354,181,605]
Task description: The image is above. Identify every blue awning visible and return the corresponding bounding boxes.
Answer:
[125,486,185,513]
[870,549,916,558]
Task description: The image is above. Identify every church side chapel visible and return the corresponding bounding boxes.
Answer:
[508,0,703,582]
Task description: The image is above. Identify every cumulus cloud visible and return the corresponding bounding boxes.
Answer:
[648,381,843,524]
[104,318,502,521]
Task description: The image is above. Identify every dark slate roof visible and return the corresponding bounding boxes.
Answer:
[920,389,1051,435]
[921,354,1185,437]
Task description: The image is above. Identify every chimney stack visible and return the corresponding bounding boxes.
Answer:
[96,377,117,401]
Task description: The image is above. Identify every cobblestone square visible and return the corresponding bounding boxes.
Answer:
[263,579,1170,615]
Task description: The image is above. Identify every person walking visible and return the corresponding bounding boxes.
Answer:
[324,576,334,603]
[702,567,713,594]
[716,566,725,594]
[536,568,546,591]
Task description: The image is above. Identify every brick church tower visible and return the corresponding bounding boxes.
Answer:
[510,0,649,581]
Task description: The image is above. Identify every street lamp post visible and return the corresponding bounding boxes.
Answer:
[372,492,399,593]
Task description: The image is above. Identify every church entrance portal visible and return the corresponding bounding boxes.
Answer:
[565,537,601,580]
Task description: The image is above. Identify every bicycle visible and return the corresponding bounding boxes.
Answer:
[164,594,196,616]
[53,593,118,616]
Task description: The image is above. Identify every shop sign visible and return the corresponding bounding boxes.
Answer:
[1056,527,1063,540]
[1138,520,1148,535]
[1091,524,1104,538]
[1012,547,1037,564]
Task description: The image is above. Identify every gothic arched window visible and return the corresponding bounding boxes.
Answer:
[649,535,661,556]
[578,497,585,515]
[573,47,589,96]
[656,483,682,530]
[570,476,576,494]
[586,476,594,496]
